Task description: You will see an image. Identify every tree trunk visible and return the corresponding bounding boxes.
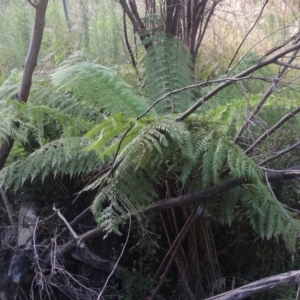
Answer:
[62,0,72,32]
[0,0,48,170]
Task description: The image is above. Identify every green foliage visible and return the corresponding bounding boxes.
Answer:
[140,32,195,113]
[51,52,150,117]
[84,112,300,247]
[0,138,100,192]
[201,52,274,109]
[0,55,150,191]
[0,46,299,252]
[0,0,33,74]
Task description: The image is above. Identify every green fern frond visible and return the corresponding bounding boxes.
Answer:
[51,53,150,117]
[0,69,21,100]
[0,138,101,192]
[140,32,195,114]
[219,187,241,226]
[87,114,275,234]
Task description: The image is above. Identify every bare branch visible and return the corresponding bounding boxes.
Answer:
[0,188,15,229]
[137,76,272,120]
[226,0,269,74]
[27,0,37,8]
[274,60,300,70]
[35,165,300,270]
[245,106,300,155]
[259,140,300,166]
[176,40,300,121]
[204,270,300,300]
[234,47,300,143]
[265,172,300,236]
[54,205,80,241]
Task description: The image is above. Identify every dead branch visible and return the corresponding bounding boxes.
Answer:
[259,140,300,166]
[149,203,204,299]
[234,47,300,143]
[226,0,269,73]
[70,247,129,275]
[275,60,300,70]
[37,164,300,267]
[137,76,272,120]
[0,188,15,230]
[204,270,300,300]
[176,40,300,121]
[54,205,80,241]
[245,106,300,155]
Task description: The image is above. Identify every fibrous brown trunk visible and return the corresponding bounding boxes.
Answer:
[118,0,222,63]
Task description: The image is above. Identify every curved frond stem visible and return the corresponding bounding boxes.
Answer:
[149,202,204,299]
[97,201,131,300]
[109,125,133,178]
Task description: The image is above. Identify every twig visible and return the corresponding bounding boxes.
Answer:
[177,41,300,121]
[234,47,300,143]
[274,60,300,70]
[137,76,272,120]
[244,106,300,155]
[226,0,269,74]
[0,188,15,229]
[27,0,37,8]
[53,204,80,241]
[97,201,131,300]
[32,217,43,277]
[259,140,300,166]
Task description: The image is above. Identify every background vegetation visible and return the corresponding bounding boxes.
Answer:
[1,0,300,299]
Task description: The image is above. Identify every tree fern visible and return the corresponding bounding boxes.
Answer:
[84,113,299,243]
[1,51,299,252]
[0,53,151,190]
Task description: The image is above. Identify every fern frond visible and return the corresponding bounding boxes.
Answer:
[219,187,241,226]
[140,32,195,114]
[0,138,101,192]
[51,53,150,117]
